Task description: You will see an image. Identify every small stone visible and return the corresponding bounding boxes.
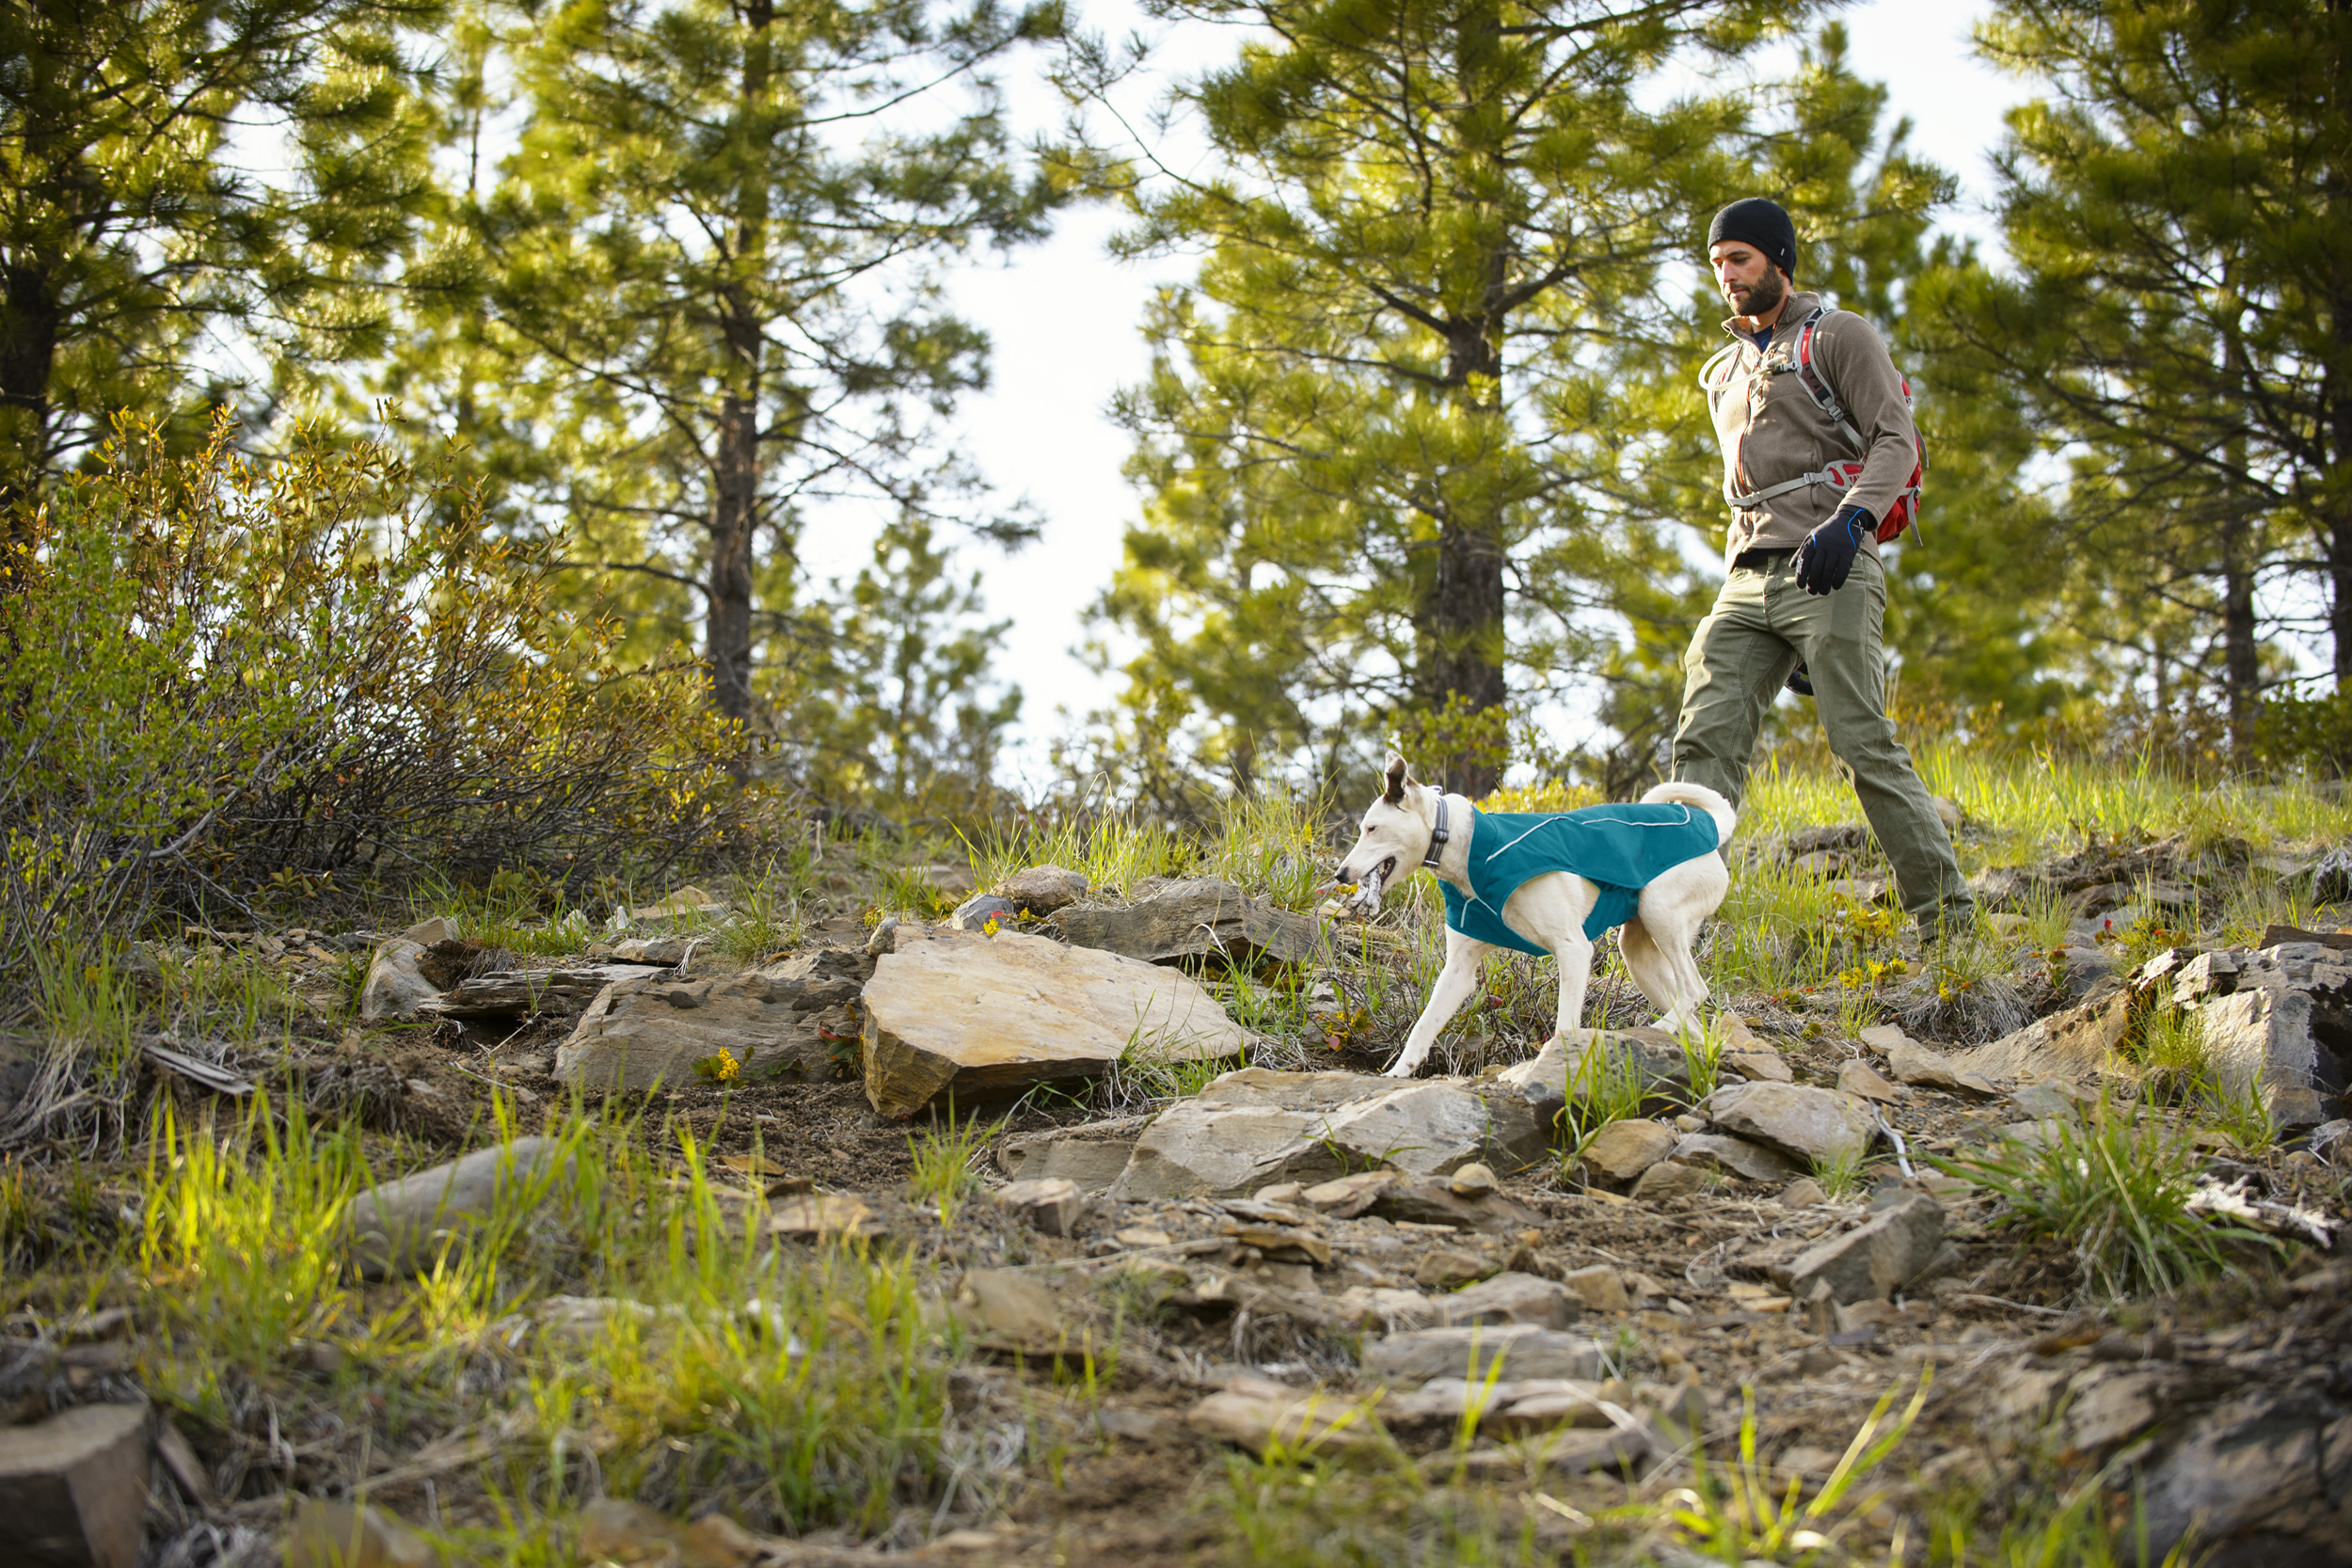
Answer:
[996,863,1089,915]
[1631,1160,1704,1200]
[1363,1326,1604,1384]
[1778,1178,1827,1208]
[1836,1059,1900,1104]
[358,935,442,1021]
[995,1178,1089,1237]
[1672,1132,1802,1183]
[1931,796,1963,832]
[1559,1264,1630,1314]
[1723,1051,1794,1084]
[1187,1376,1371,1452]
[1579,1118,1677,1183]
[284,1499,434,1568]
[767,1192,882,1241]
[2008,1082,2083,1121]
[630,885,723,922]
[1113,1227,1173,1248]
[1448,1162,1498,1197]
[1414,1246,1497,1290]
[343,1138,569,1281]
[0,1403,150,1568]
[1882,1037,1999,1096]
[1438,1272,1578,1329]
[576,1498,685,1564]
[1784,1195,1946,1305]
[1255,1180,1306,1204]
[1704,1081,1878,1164]
[950,893,1019,932]
[954,1269,1066,1351]
[1674,1113,1705,1132]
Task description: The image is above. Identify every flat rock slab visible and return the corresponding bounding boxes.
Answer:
[345,1137,569,1280]
[428,963,670,1019]
[0,1402,150,1568]
[556,950,866,1092]
[2192,987,2344,1111]
[1363,1326,1604,1385]
[1054,878,1325,966]
[1704,1081,1878,1164]
[1880,1036,1999,1097]
[996,1117,1155,1192]
[1954,986,2132,1082]
[1104,1068,1546,1200]
[862,927,1246,1118]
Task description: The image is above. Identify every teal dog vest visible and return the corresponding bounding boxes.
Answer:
[1438,803,1722,956]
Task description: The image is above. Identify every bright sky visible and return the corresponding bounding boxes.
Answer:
[799,0,2031,790]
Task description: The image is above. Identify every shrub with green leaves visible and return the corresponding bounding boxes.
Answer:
[0,414,746,979]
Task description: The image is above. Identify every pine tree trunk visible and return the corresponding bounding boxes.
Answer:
[1410,0,1509,800]
[0,261,58,537]
[2221,509,2259,759]
[705,0,774,725]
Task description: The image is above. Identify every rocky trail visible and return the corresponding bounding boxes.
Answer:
[3,825,2349,1565]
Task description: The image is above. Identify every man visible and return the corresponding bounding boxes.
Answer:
[1669,197,1974,940]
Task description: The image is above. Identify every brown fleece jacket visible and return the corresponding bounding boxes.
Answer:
[1705,290,1918,562]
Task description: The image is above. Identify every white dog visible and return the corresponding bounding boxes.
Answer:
[1335,754,1738,1078]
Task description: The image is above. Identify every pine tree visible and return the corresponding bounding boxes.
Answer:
[389,0,1071,734]
[1087,0,1803,797]
[1920,0,2352,746]
[0,0,439,518]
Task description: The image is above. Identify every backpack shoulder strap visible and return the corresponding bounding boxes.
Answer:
[1790,307,1867,450]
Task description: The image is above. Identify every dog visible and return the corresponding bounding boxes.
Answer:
[1334,754,1737,1078]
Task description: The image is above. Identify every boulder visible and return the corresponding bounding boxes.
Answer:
[1577,1118,1677,1184]
[1671,1132,1803,1183]
[860,927,1247,1118]
[1362,1326,1604,1385]
[996,1117,1152,1192]
[1782,1194,1946,1304]
[556,950,867,1091]
[1703,1081,1878,1164]
[996,864,1089,915]
[344,1137,569,1280]
[995,1178,1089,1236]
[0,1403,150,1568]
[1438,1272,1578,1330]
[1054,878,1324,967]
[1103,1068,1546,1200]
[2193,986,2346,1120]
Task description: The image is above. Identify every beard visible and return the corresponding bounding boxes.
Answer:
[1727,267,1786,318]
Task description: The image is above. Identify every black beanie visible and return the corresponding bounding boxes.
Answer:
[1708,198,1798,279]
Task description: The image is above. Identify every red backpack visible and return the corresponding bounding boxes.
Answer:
[1702,305,1929,543]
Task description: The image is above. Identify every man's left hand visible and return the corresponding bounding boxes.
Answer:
[1795,504,1874,595]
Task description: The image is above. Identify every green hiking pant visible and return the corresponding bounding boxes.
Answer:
[1669,550,1974,934]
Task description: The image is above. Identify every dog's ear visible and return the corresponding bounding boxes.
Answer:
[1383,753,1408,804]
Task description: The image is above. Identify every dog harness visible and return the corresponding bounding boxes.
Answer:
[1438,802,1723,956]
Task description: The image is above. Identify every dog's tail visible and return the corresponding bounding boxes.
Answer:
[1642,778,1737,850]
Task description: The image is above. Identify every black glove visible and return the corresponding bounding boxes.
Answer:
[1794,504,1874,595]
[1786,662,1815,697]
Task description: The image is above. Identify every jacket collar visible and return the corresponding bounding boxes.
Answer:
[1718,288,1823,345]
